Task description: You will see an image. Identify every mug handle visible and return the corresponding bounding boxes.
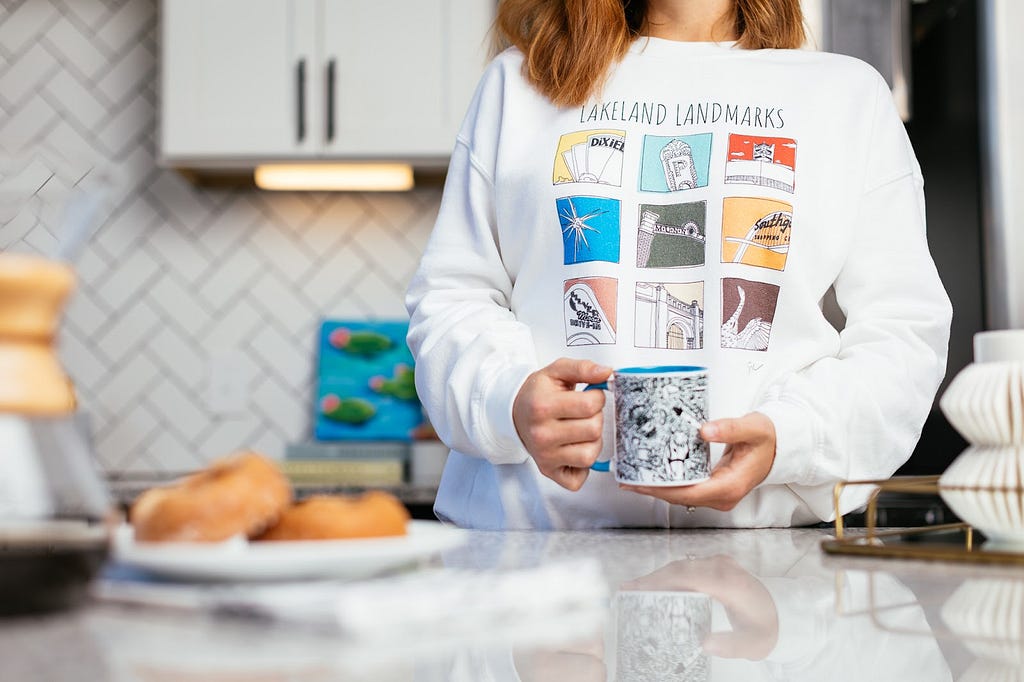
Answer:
[583,382,611,472]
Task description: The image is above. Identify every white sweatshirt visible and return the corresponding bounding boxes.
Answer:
[406,38,952,529]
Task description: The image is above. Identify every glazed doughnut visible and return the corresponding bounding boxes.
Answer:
[130,452,292,542]
[256,492,409,541]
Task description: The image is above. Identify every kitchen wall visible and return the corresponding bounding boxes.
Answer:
[0,0,441,473]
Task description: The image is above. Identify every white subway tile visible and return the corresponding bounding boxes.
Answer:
[146,377,210,443]
[146,325,205,390]
[197,417,265,461]
[139,428,202,473]
[94,246,161,311]
[96,91,152,158]
[251,374,308,442]
[0,1,58,55]
[143,221,212,284]
[93,351,160,416]
[94,402,160,470]
[42,16,109,80]
[148,273,214,337]
[94,193,159,259]
[96,0,153,55]
[248,321,310,388]
[196,245,264,311]
[95,42,154,108]
[0,94,58,153]
[64,288,112,340]
[94,299,161,360]
[0,42,59,107]
[199,297,263,352]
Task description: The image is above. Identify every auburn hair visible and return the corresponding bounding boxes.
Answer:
[495,0,806,108]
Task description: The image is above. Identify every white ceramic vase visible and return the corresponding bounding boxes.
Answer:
[941,578,1024,666]
[941,578,1024,682]
[938,331,1024,549]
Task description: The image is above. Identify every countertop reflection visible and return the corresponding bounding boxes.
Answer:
[3,528,1022,681]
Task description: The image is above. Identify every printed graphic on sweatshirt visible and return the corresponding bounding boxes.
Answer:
[557,196,621,265]
[635,281,704,350]
[724,134,797,193]
[721,278,780,352]
[553,130,626,186]
[640,134,713,192]
[721,197,793,271]
[564,277,618,346]
[637,202,706,268]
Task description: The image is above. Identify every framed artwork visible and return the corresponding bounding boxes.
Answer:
[314,320,423,441]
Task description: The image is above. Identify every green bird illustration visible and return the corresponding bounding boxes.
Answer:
[328,327,393,357]
[369,363,418,401]
[320,394,376,424]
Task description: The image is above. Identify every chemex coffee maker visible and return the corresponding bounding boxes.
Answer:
[0,250,113,614]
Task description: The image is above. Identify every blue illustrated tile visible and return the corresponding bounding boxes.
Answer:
[640,133,713,193]
[556,195,621,265]
[314,320,423,441]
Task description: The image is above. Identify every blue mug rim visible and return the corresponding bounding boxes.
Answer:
[615,365,707,374]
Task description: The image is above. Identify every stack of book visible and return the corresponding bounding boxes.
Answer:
[283,441,408,488]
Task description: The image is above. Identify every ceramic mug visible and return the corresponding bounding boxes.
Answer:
[585,365,710,486]
[614,590,712,682]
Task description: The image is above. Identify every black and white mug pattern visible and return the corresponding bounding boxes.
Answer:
[616,591,712,682]
[612,372,710,485]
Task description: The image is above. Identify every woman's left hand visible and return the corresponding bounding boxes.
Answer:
[620,412,777,511]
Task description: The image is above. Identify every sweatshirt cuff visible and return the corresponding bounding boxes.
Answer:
[476,362,534,465]
[755,400,817,487]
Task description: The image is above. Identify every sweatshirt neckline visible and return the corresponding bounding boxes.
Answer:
[629,36,740,57]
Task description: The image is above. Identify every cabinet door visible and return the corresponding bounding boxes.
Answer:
[320,0,493,160]
[161,0,317,161]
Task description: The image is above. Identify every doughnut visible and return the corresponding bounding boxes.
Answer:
[130,452,292,542]
[256,492,409,541]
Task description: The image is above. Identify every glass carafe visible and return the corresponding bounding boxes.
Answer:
[0,190,114,614]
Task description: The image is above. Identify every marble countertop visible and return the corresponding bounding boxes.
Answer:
[3,527,1022,681]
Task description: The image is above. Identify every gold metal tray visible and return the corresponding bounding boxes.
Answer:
[820,476,1024,565]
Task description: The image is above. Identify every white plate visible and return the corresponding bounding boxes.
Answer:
[112,521,467,582]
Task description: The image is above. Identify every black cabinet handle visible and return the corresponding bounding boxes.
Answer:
[326,59,336,143]
[296,59,307,143]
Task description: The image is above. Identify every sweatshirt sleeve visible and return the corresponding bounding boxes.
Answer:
[405,72,538,465]
[755,73,953,519]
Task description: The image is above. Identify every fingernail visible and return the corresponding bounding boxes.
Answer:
[702,423,719,439]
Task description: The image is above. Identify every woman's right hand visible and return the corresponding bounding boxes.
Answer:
[513,358,612,491]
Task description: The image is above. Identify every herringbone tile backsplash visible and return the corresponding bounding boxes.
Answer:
[0,0,441,473]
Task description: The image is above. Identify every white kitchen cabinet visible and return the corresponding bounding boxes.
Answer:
[321,1,493,158]
[160,0,494,165]
[161,0,315,160]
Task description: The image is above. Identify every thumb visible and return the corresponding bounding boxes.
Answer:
[545,358,612,386]
[702,632,748,658]
[701,414,772,444]
[702,630,776,661]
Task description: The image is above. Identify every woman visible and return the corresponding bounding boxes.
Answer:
[405,0,951,529]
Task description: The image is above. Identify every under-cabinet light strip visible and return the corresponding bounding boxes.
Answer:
[254,163,415,191]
